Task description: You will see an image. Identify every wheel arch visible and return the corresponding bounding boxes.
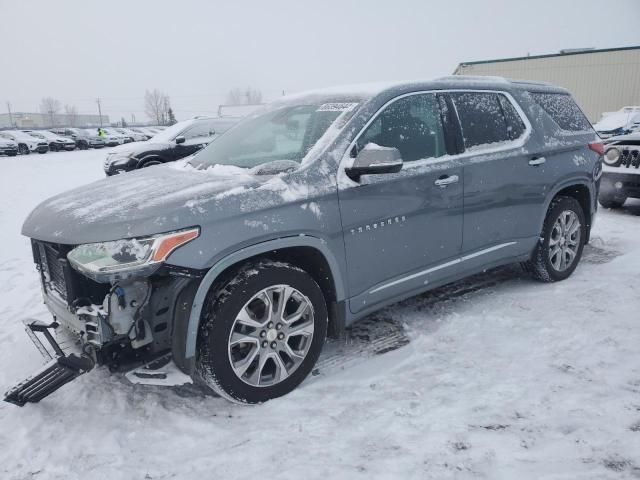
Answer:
[181,235,347,366]
[541,179,595,243]
[138,155,164,168]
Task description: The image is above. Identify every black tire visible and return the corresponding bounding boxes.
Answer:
[140,160,162,168]
[598,195,626,209]
[196,260,328,404]
[7,152,17,157]
[79,142,89,150]
[523,196,586,282]
[18,144,29,155]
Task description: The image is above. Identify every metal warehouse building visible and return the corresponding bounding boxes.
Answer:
[0,112,109,129]
[454,46,640,122]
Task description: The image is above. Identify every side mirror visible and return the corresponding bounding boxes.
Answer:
[175,136,185,144]
[209,129,216,136]
[345,143,403,181]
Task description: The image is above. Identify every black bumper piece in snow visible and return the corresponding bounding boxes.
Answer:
[4,320,94,407]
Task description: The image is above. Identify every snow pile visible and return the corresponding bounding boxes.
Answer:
[1,150,640,479]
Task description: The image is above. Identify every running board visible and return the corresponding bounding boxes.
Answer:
[4,320,94,407]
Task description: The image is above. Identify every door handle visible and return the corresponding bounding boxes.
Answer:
[528,157,546,166]
[434,174,459,187]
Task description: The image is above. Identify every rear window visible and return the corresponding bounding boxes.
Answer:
[450,92,526,149]
[530,92,592,131]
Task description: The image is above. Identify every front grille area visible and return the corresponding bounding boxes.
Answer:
[42,243,68,299]
[618,148,640,169]
[32,240,109,306]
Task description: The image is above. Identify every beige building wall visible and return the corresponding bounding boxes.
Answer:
[455,48,640,122]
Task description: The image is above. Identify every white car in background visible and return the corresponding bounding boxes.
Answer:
[0,136,18,156]
[23,130,76,152]
[113,128,147,142]
[594,106,640,138]
[0,130,49,154]
[98,128,129,146]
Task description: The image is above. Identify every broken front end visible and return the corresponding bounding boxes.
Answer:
[5,229,202,406]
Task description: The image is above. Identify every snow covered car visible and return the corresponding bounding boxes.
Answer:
[103,117,239,175]
[52,128,106,149]
[98,128,129,146]
[113,128,147,143]
[5,77,602,406]
[0,130,49,154]
[593,106,640,138]
[23,130,76,152]
[599,132,640,208]
[0,137,18,156]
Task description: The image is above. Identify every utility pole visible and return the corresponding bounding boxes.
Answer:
[131,113,136,125]
[6,102,13,127]
[96,98,103,127]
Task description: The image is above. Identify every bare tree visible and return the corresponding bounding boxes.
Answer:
[40,97,61,126]
[226,87,263,105]
[244,87,263,104]
[144,89,172,125]
[225,87,244,105]
[64,104,78,126]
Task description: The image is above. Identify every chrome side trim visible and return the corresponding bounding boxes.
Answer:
[369,242,517,294]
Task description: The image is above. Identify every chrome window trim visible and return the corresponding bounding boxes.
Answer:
[338,89,532,182]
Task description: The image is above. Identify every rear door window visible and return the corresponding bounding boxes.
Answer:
[450,92,526,149]
[530,92,592,131]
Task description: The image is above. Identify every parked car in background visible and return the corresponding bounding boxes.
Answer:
[23,130,76,152]
[5,77,602,406]
[600,132,640,208]
[52,128,106,149]
[0,130,49,154]
[96,128,128,146]
[0,137,18,156]
[129,127,154,140]
[113,128,147,142]
[104,116,239,175]
[594,106,640,138]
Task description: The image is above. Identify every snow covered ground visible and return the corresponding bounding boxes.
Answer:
[1,149,639,479]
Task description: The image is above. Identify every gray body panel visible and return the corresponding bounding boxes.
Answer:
[21,76,600,364]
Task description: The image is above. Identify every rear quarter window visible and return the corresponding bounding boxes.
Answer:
[530,92,592,132]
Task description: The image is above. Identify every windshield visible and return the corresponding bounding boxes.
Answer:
[149,121,191,142]
[189,102,357,169]
[27,131,51,140]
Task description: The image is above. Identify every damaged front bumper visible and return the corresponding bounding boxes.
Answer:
[4,319,94,406]
[4,240,202,406]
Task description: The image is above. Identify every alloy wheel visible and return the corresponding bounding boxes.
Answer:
[227,285,314,387]
[548,210,581,272]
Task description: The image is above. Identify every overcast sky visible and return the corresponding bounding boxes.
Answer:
[1,0,639,123]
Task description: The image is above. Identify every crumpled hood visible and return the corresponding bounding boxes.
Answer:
[22,163,261,244]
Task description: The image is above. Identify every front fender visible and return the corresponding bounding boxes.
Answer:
[181,234,346,364]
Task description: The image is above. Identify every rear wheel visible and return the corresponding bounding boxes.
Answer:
[523,196,586,282]
[196,261,327,404]
[598,195,626,209]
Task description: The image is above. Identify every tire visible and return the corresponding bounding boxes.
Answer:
[140,160,162,168]
[7,152,17,157]
[598,195,626,209]
[196,260,328,404]
[523,196,586,282]
[18,144,29,155]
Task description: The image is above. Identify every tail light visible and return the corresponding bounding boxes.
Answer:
[588,141,604,156]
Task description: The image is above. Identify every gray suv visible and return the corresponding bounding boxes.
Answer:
[5,77,602,406]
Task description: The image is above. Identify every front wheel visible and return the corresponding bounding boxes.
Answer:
[523,196,586,282]
[18,144,29,155]
[197,261,327,404]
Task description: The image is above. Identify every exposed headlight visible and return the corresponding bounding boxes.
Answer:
[67,228,199,281]
[604,147,621,166]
